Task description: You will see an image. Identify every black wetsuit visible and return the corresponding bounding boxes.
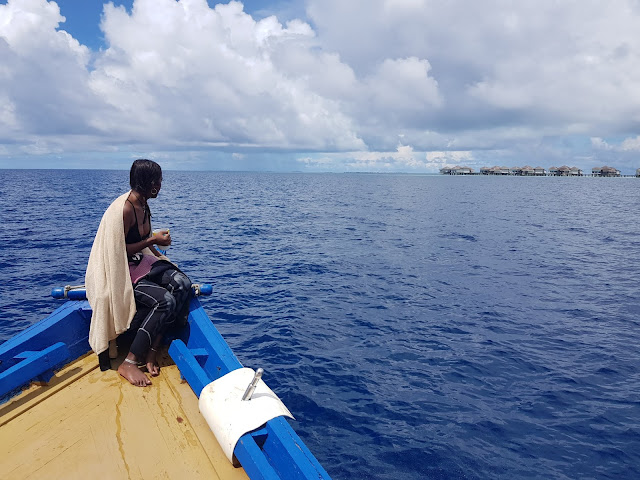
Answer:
[125,197,191,359]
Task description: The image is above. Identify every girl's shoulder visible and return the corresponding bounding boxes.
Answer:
[122,196,136,226]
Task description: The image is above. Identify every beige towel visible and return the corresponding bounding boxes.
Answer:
[85,191,155,355]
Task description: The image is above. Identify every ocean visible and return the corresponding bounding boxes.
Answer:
[1,169,639,479]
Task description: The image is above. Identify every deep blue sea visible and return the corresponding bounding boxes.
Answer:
[1,170,640,479]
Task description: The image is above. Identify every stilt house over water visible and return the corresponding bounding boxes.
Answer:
[440,166,474,175]
[479,166,526,175]
[593,166,622,177]
[441,165,632,176]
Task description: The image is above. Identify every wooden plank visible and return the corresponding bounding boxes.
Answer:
[162,357,249,480]
[0,351,249,480]
[0,352,98,427]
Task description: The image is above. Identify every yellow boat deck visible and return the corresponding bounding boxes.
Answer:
[0,349,249,480]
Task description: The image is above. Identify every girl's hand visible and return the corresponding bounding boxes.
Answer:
[153,230,171,247]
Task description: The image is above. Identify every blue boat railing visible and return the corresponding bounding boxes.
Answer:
[169,299,332,480]
[0,300,93,402]
[0,342,71,397]
[51,283,214,300]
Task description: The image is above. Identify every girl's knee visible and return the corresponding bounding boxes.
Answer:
[174,272,192,291]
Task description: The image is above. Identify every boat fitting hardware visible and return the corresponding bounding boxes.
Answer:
[241,368,264,401]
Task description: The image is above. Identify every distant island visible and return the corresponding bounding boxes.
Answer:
[440,165,632,177]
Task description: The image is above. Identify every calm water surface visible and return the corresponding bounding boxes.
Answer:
[1,170,640,479]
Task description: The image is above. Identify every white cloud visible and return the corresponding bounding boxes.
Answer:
[0,0,366,155]
[2,0,640,172]
[89,0,365,150]
[591,137,612,150]
[592,135,640,152]
[297,155,334,166]
[297,143,470,172]
[425,151,473,167]
[349,144,421,170]
[308,0,640,135]
[621,136,640,151]
[0,0,97,146]
[364,57,442,113]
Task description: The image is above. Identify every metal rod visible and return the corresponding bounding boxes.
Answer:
[242,368,264,401]
[65,285,85,292]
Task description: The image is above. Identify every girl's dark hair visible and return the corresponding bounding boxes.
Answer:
[130,159,162,194]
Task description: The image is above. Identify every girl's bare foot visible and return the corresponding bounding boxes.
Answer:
[145,348,160,377]
[118,358,152,386]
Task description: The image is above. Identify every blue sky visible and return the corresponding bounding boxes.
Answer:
[1,0,640,173]
[49,1,304,50]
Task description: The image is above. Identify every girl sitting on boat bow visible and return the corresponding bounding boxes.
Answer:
[85,159,192,387]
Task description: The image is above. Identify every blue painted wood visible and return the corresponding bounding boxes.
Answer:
[51,284,213,301]
[0,301,91,377]
[0,342,71,397]
[168,337,287,480]
[235,434,281,480]
[13,351,42,359]
[190,348,209,367]
[169,298,332,480]
[250,426,270,447]
[185,299,242,377]
[167,340,210,397]
[262,417,332,480]
[67,289,87,300]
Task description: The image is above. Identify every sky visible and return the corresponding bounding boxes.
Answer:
[1,0,640,173]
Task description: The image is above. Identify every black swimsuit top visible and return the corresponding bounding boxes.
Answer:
[125,198,151,244]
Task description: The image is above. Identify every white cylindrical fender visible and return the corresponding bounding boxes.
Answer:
[198,367,294,464]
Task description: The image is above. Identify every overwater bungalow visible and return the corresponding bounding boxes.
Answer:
[550,165,582,176]
[521,165,535,176]
[441,164,631,177]
[481,166,500,175]
[636,168,640,177]
[482,166,510,175]
[507,166,533,176]
[439,166,474,175]
[593,166,621,177]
